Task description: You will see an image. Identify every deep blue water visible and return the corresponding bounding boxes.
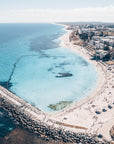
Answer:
[0,23,97,136]
[0,107,16,137]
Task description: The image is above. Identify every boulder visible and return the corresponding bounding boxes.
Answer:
[110,125,114,140]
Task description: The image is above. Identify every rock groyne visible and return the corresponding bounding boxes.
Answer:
[0,86,109,143]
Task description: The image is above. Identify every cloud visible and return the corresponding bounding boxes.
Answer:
[0,5,114,23]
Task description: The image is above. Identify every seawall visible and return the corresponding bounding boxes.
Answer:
[0,86,109,143]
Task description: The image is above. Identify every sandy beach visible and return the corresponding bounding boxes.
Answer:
[51,28,114,141]
[0,24,113,143]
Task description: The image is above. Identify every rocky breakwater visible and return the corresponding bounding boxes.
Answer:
[0,86,109,143]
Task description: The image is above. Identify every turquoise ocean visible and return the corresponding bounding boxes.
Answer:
[0,23,97,136]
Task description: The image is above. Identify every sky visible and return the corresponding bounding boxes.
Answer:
[0,0,114,23]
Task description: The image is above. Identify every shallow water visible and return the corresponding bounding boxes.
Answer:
[0,23,97,113]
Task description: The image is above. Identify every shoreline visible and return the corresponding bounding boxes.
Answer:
[0,86,107,143]
[51,26,114,140]
[0,23,113,142]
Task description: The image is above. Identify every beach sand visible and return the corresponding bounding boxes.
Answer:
[51,29,114,141]
[0,25,113,142]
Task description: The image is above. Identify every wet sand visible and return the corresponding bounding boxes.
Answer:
[0,25,113,143]
[51,28,114,141]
